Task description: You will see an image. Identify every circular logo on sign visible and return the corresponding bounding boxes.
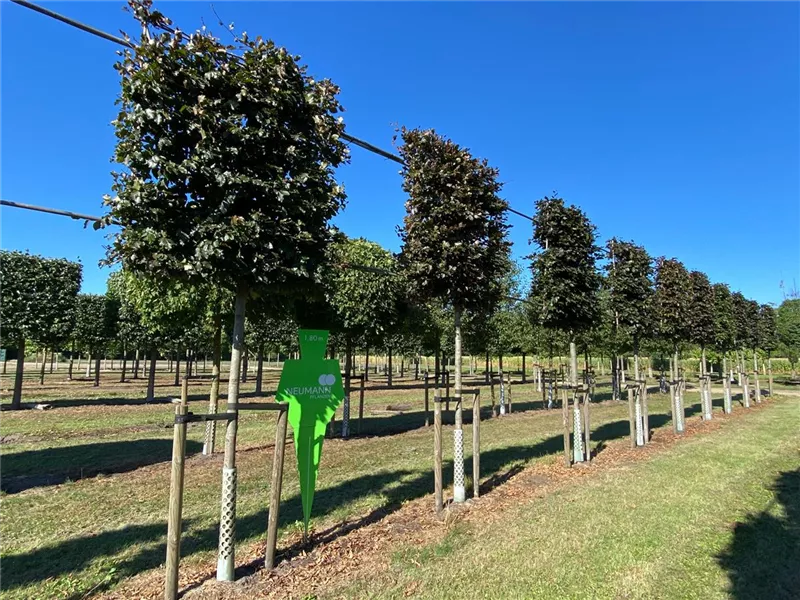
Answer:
[318,374,335,386]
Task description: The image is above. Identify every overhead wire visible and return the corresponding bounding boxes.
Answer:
[9,0,534,222]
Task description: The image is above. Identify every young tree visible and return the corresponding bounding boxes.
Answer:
[0,251,82,408]
[530,196,601,461]
[712,283,736,412]
[776,299,800,376]
[653,257,690,432]
[758,304,778,396]
[326,235,403,405]
[73,294,118,387]
[104,1,349,580]
[397,127,510,503]
[687,271,715,375]
[605,239,653,444]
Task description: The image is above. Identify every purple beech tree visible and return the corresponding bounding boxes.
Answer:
[102,0,348,580]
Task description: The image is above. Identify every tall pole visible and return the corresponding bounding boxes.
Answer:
[164,377,189,600]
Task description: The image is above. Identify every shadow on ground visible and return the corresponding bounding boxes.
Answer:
[716,468,800,600]
[1,439,204,493]
[1,404,675,594]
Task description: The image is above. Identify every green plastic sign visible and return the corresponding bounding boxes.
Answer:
[276,329,344,535]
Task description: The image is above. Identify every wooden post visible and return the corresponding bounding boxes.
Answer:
[521,353,527,383]
[507,372,512,413]
[768,358,774,398]
[562,387,571,467]
[445,371,450,412]
[433,391,443,513]
[490,373,497,417]
[424,372,430,427]
[265,406,288,569]
[472,390,480,498]
[627,386,636,448]
[583,389,591,462]
[164,378,189,600]
[641,381,650,443]
[358,373,365,434]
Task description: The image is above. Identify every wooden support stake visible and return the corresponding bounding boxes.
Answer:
[358,373,365,434]
[583,390,591,462]
[433,392,443,513]
[445,371,450,412]
[165,378,189,600]
[627,387,636,448]
[507,372,512,414]
[424,373,430,427]
[490,374,497,417]
[265,407,288,569]
[562,387,571,467]
[472,390,480,498]
[641,381,650,443]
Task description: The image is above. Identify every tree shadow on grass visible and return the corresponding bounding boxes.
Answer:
[2,402,681,594]
[0,439,203,493]
[0,422,637,594]
[717,468,800,599]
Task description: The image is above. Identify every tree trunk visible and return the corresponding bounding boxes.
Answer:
[485,351,490,384]
[217,286,247,581]
[85,354,91,378]
[147,347,157,402]
[255,345,264,395]
[94,355,101,387]
[570,339,584,463]
[634,341,644,446]
[204,312,223,456]
[12,336,25,409]
[174,349,181,387]
[452,306,466,503]
[120,343,128,383]
[68,341,75,380]
[50,350,56,373]
[499,353,504,374]
[387,346,393,388]
[39,347,48,385]
[133,348,140,379]
[569,341,578,386]
[241,344,249,383]
[768,356,774,397]
[673,346,684,433]
[364,347,370,381]
[435,349,441,387]
[522,352,527,383]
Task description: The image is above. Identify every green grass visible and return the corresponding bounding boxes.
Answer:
[1,369,796,599]
[330,397,800,600]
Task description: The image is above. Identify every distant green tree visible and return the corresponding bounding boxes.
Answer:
[73,294,118,387]
[0,251,82,408]
[776,299,800,374]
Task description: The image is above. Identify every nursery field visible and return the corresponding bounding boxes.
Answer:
[1,368,798,600]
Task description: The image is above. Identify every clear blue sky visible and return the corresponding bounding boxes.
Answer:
[2,1,798,304]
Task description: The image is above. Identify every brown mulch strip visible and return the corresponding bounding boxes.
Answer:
[97,399,778,600]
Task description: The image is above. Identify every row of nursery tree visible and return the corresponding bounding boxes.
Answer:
[2,0,799,421]
[3,225,799,410]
